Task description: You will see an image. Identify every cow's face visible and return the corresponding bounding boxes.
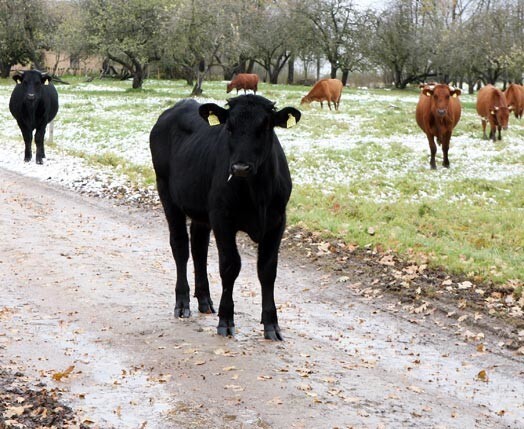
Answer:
[13,70,51,103]
[423,84,461,117]
[199,95,300,178]
[491,106,509,129]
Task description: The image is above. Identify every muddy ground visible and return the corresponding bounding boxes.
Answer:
[0,168,523,429]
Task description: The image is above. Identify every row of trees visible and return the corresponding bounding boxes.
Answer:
[1,0,523,91]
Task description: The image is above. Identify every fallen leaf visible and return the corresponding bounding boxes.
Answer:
[3,406,26,419]
[407,385,424,393]
[257,375,272,380]
[52,365,75,381]
[476,370,489,382]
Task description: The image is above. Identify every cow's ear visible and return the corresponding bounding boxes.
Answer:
[424,90,432,97]
[199,103,228,126]
[451,88,461,98]
[274,107,301,129]
[13,73,23,84]
[41,74,52,86]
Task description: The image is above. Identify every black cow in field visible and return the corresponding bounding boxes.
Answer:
[150,95,300,341]
[9,70,59,164]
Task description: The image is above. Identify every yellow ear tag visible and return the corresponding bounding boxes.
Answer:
[425,92,431,97]
[44,80,49,86]
[286,113,296,128]
[452,93,457,98]
[490,110,495,115]
[208,113,220,126]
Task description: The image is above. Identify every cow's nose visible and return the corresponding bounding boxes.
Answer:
[231,163,252,177]
[26,93,36,101]
[437,109,446,116]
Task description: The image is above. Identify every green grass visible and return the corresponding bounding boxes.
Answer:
[1,76,522,286]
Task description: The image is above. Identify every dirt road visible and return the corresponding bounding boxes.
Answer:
[1,168,523,429]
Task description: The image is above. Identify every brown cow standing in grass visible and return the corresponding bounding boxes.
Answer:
[416,83,462,169]
[301,78,343,110]
[505,83,524,119]
[476,84,509,141]
[226,73,259,95]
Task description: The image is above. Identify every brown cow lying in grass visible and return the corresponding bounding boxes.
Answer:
[505,83,524,119]
[226,73,259,95]
[301,78,343,110]
[476,84,509,141]
[416,83,462,169]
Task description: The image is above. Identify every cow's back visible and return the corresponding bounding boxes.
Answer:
[327,79,343,100]
[505,84,524,117]
[150,99,220,218]
[476,85,506,117]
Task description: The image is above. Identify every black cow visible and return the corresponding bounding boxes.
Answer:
[9,70,59,164]
[150,95,300,341]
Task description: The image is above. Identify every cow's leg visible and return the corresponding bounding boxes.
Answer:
[442,133,451,168]
[481,119,488,140]
[257,223,285,341]
[427,135,437,170]
[20,127,33,162]
[213,226,240,337]
[34,126,46,165]
[497,125,502,141]
[489,121,496,142]
[190,221,215,314]
[157,178,191,318]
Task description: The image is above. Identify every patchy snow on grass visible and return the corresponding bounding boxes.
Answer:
[1,79,522,207]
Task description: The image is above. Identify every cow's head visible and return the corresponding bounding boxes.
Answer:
[423,84,461,117]
[226,83,233,93]
[13,70,52,102]
[490,106,509,130]
[199,95,301,178]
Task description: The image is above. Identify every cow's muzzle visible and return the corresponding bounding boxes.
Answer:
[437,109,447,117]
[230,162,253,177]
[25,93,36,102]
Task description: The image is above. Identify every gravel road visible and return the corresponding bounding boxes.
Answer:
[1,168,523,429]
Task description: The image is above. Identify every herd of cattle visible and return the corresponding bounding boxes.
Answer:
[6,69,523,340]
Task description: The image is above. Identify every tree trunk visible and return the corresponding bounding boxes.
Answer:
[341,69,349,86]
[246,59,255,74]
[0,62,11,78]
[190,59,205,96]
[287,55,295,84]
[132,63,144,89]
[330,62,337,79]
[316,56,321,81]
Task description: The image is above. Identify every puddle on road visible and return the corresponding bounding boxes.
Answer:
[2,301,173,428]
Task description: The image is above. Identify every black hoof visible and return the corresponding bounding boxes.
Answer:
[174,306,191,318]
[264,325,283,341]
[217,326,235,337]
[24,157,31,163]
[36,159,43,165]
[198,298,215,314]
[217,318,235,337]
[430,164,437,170]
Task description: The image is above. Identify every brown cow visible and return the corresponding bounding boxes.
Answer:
[301,78,343,110]
[416,84,462,169]
[505,83,524,119]
[226,73,259,95]
[476,84,509,141]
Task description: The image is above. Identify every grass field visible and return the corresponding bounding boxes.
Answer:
[0,76,522,288]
